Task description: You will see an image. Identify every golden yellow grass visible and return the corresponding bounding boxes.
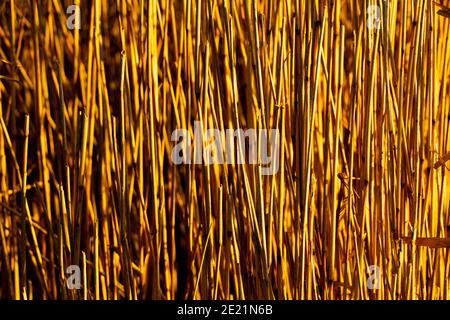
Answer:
[0,0,449,300]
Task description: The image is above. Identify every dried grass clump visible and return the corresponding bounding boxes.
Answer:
[0,0,449,300]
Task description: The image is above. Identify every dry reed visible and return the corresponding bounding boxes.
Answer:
[0,0,450,300]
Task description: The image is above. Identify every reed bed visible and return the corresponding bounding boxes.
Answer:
[0,0,450,300]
